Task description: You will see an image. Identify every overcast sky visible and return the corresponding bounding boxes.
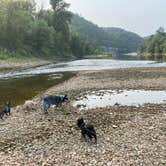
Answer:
[35,0,166,37]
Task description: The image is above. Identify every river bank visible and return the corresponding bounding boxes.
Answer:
[0,56,51,72]
[0,67,166,165]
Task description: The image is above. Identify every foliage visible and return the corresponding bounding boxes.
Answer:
[138,27,166,58]
[0,0,97,59]
[70,33,98,58]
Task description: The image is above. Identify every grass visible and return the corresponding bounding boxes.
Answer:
[0,53,46,62]
[0,53,51,71]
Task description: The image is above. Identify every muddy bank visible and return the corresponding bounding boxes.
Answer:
[0,67,166,165]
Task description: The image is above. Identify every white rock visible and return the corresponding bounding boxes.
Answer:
[107,161,112,166]
[22,100,37,112]
[112,125,118,128]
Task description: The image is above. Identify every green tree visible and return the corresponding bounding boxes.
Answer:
[0,0,35,52]
[0,0,98,59]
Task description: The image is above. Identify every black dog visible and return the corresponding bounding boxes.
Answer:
[77,118,97,143]
[0,101,11,120]
[4,101,11,115]
[42,94,68,112]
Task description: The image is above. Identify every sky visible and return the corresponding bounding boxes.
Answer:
[35,0,166,37]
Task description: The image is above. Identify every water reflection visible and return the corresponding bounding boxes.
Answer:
[0,72,75,106]
[73,90,166,110]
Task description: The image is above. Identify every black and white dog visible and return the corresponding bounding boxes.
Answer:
[42,94,68,112]
[77,118,97,143]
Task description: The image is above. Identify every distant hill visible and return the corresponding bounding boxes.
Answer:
[103,27,143,52]
[70,14,143,53]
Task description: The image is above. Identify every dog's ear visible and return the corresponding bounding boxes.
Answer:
[78,117,84,122]
[64,94,68,100]
[65,94,68,98]
[77,117,84,127]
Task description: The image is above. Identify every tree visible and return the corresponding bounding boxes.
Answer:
[138,27,166,57]
[0,0,98,59]
[28,19,55,55]
[156,27,165,35]
[50,0,72,54]
[0,0,35,52]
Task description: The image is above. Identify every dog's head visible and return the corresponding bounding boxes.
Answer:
[5,101,11,107]
[63,94,68,102]
[77,118,85,128]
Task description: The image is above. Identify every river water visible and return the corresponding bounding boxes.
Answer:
[1,58,166,79]
[1,55,166,106]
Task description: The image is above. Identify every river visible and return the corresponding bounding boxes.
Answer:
[1,55,166,106]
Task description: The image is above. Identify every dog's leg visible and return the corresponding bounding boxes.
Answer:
[81,131,87,141]
[0,113,4,120]
[93,134,97,144]
[8,110,11,116]
[88,133,93,141]
[43,102,50,114]
[59,103,62,107]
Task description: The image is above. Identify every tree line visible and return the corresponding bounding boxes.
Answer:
[138,27,166,59]
[0,0,97,59]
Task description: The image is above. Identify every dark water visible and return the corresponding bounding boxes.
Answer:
[0,72,75,106]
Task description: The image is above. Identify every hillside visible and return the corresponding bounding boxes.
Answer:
[103,27,143,52]
[70,14,143,53]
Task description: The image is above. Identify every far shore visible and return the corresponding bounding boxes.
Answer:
[0,57,51,72]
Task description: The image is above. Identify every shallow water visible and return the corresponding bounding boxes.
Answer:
[1,59,166,79]
[73,90,166,110]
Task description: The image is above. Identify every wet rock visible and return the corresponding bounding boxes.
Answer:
[114,103,120,106]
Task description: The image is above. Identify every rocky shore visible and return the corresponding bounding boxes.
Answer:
[0,67,166,165]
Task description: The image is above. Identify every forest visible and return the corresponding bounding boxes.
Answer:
[138,27,166,58]
[0,0,97,59]
[70,14,143,53]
